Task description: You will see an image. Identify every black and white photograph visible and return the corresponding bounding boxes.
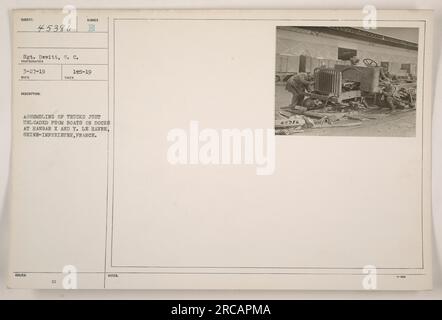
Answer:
[275,26,419,136]
[0,5,439,301]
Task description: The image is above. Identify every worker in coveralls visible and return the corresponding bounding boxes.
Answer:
[382,81,397,112]
[285,72,314,108]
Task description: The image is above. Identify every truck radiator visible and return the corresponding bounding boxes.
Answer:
[314,69,342,96]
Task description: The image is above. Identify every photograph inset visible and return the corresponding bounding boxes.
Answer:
[275,27,418,136]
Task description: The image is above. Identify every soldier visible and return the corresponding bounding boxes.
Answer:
[350,55,361,66]
[380,67,393,81]
[382,81,397,112]
[285,72,314,108]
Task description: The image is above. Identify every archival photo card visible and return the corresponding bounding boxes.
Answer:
[8,10,432,290]
[275,26,419,136]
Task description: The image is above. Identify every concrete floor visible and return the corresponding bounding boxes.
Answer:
[275,83,417,137]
